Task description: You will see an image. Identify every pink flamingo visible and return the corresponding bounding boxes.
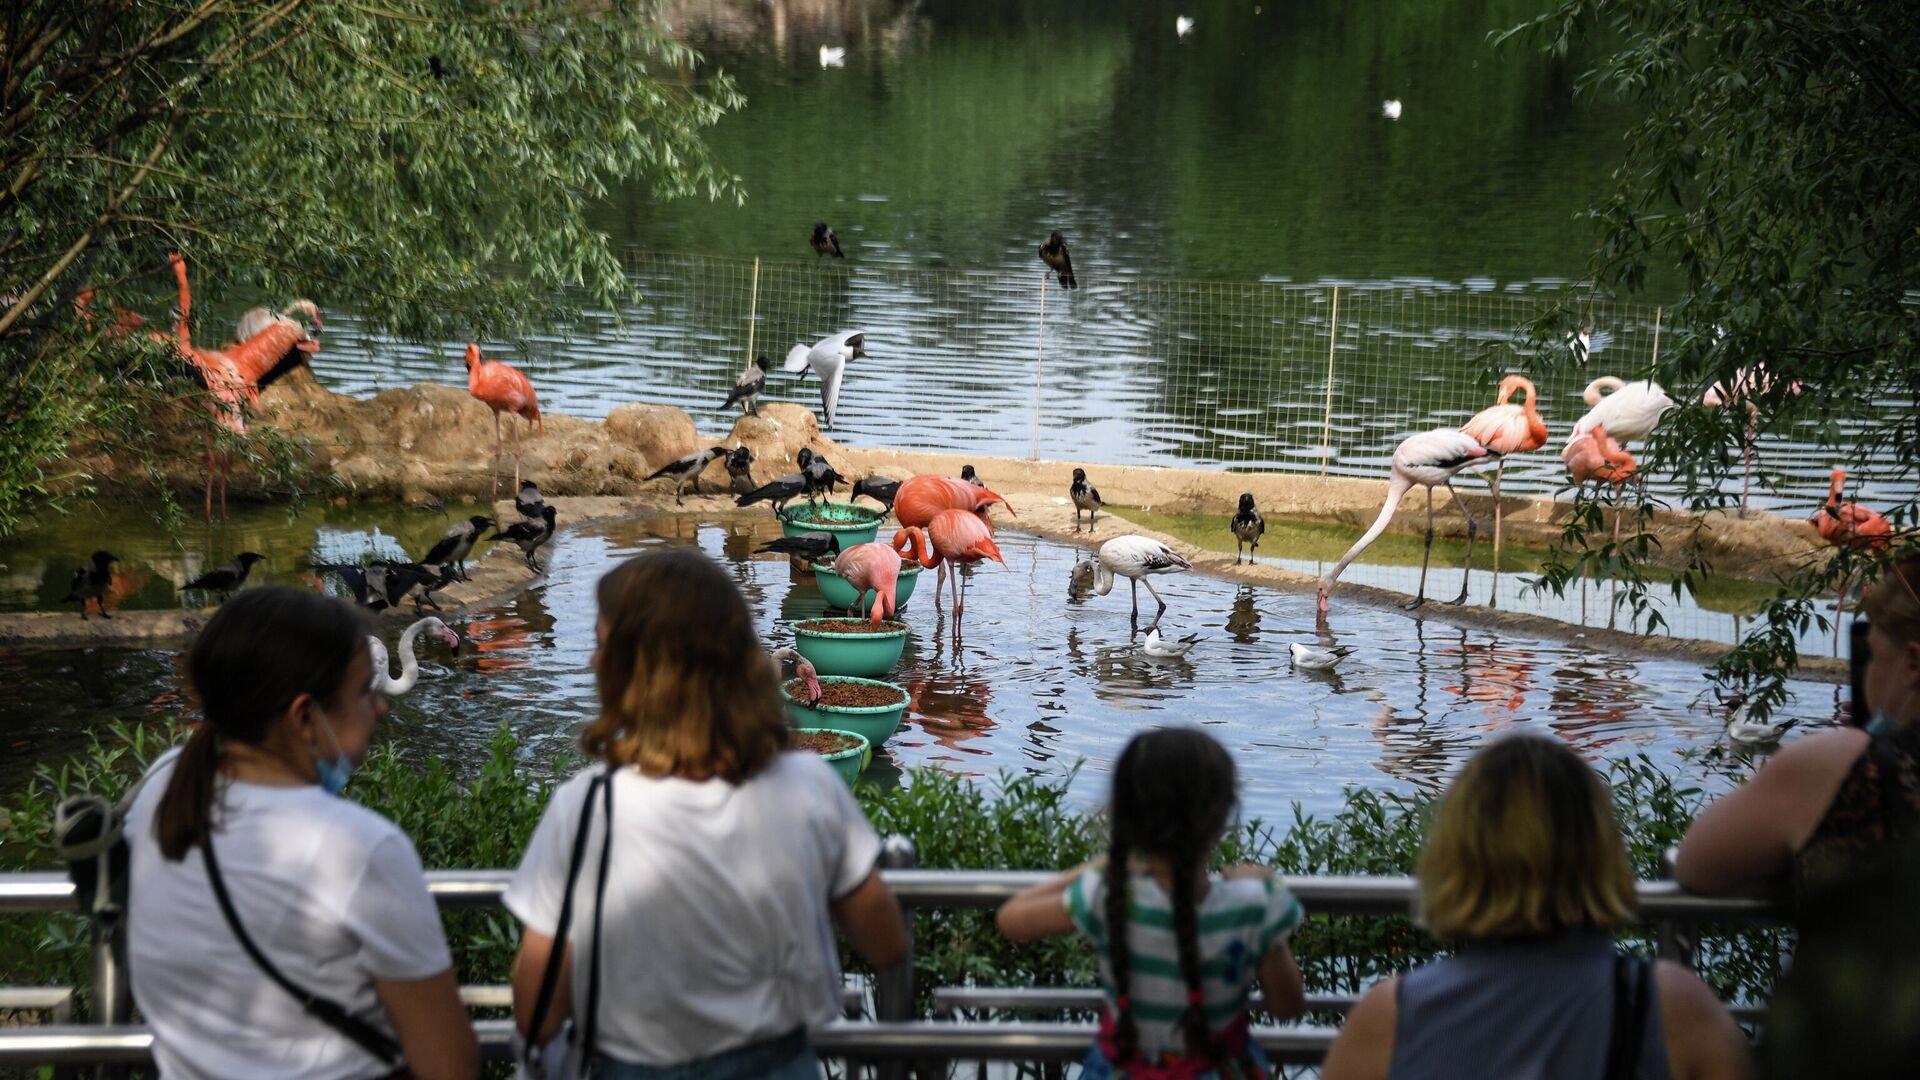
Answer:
[832,540,905,625]
[464,342,542,499]
[1318,428,1492,613]
[1701,364,1804,511]
[770,646,823,706]
[1459,374,1548,605]
[894,510,1005,636]
[893,474,1015,531]
[1563,422,1638,549]
[1811,467,1892,647]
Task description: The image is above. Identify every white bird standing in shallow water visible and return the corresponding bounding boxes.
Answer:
[818,45,846,68]
[784,330,866,430]
[1142,627,1200,659]
[1073,535,1194,620]
[1290,642,1355,671]
[1382,99,1403,120]
[1318,428,1492,613]
[367,617,461,695]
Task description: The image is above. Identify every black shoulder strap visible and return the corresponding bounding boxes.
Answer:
[524,771,608,1061]
[579,768,615,1066]
[1604,953,1652,1080]
[201,836,402,1065]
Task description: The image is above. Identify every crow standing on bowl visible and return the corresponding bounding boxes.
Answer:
[736,448,813,512]
[810,222,845,262]
[719,356,771,416]
[489,504,557,572]
[852,475,900,513]
[179,552,266,604]
[803,452,845,504]
[1070,468,1104,531]
[64,550,119,619]
[647,446,731,504]
[422,515,494,581]
[1039,232,1077,289]
[1232,493,1266,565]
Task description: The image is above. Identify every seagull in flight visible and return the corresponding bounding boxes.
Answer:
[783,330,866,429]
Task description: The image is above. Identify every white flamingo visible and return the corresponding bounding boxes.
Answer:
[1569,376,1674,446]
[1317,428,1493,613]
[783,330,866,429]
[367,617,461,695]
[1072,535,1194,620]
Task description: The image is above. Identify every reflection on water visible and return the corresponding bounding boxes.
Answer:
[1,511,1829,820]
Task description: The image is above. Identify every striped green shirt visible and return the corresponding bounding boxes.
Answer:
[1064,870,1303,1059]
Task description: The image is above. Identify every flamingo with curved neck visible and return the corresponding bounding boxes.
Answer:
[1459,374,1549,606]
[833,541,905,624]
[771,646,822,706]
[367,617,461,695]
[894,512,1004,636]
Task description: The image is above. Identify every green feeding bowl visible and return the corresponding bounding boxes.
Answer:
[782,676,909,749]
[811,561,923,616]
[777,501,884,547]
[790,618,910,677]
[796,728,871,785]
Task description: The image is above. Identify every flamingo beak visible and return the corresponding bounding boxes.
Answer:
[444,629,462,655]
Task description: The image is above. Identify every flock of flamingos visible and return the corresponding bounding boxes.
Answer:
[71,255,1892,647]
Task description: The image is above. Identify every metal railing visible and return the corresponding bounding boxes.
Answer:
[0,840,1786,1069]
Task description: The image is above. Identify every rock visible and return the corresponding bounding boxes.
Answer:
[606,404,697,473]
[726,404,837,479]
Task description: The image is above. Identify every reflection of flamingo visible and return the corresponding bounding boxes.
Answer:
[1812,467,1891,645]
[893,475,1015,532]
[1072,535,1194,621]
[465,342,542,500]
[832,541,904,624]
[1459,374,1548,604]
[1701,365,1803,511]
[1318,429,1491,613]
[894,511,1005,636]
[464,614,534,674]
[368,617,461,695]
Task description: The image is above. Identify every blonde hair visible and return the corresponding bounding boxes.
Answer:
[583,549,786,781]
[1864,554,1920,647]
[1417,734,1637,939]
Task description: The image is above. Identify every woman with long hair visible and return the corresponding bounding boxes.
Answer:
[997,726,1306,1078]
[125,587,476,1078]
[506,547,908,1077]
[1321,734,1749,1079]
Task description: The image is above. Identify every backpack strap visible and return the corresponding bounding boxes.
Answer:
[202,835,402,1065]
[1604,953,1652,1080]
[577,768,615,1069]
[522,770,608,1075]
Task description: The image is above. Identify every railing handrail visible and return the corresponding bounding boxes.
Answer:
[0,868,1787,919]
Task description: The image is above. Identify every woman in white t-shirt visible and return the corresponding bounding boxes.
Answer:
[507,547,909,1078]
[126,587,477,1079]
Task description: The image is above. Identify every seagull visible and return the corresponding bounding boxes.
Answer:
[64,550,119,619]
[757,533,841,563]
[1290,643,1355,671]
[488,504,557,572]
[1142,627,1200,659]
[1175,16,1195,37]
[818,45,846,68]
[1039,232,1077,289]
[725,446,757,495]
[1568,327,1593,365]
[421,515,494,581]
[1071,535,1193,620]
[1070,468,1105,531]
[783,331,866,429]
[961,464,985,487]
[646,446,731,504]
[180,552,266,603]
[515,480,545,524]
[1727,704,1797,749]
[810,222,844,261]
[1382,99,1403,120]
[719,356,770,415]
[1231,493,1265,564]
[852,475,900,513]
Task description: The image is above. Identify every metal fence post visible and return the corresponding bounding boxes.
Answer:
[1656,846,1699,969]
[90,915,130,1080]
[875,835,918,1080]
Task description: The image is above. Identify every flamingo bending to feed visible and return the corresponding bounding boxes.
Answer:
[465,342,542,499]
[894,511,1005,635]
[1072,534,1194,621]
[1701,364,1804,511]
[833,541,906,624]
[1459,374,1548,604]
[771,646,823,706]
[1811,467,1892,646]
[367,617,462,695]
[1317,428,1492,613]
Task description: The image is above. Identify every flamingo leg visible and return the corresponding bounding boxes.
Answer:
[1403,486,1436,610]
[1142,577,1168,620]
[1129,576,1141,618]
[512,414,523,492]
[1445,480,1479,606]
[1486,462,1505,608]
[490,411,503,500]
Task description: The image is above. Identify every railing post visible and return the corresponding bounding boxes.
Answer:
[1656,846,1699,969]
[875,835,918,1080]
[90,915,130,1080]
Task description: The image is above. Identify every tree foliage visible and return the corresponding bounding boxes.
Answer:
[0,0,741,533]
[1500,0,1918,711]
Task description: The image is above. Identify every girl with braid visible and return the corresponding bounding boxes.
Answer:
[998,727,1305,1078]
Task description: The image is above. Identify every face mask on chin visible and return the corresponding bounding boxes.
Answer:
[310,708,354,796]
[1867,686,1916,738]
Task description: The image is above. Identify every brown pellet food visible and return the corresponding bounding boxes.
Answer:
[792,730,863,754]
[787,679,907,708]
[806,618,907,635]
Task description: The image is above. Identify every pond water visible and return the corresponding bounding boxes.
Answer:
[1,502,1842,822]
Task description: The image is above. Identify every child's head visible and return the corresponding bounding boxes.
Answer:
[1104,726,1238,1064]
[583,548,785,782]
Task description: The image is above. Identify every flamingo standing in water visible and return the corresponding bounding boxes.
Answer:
[1811,467,1892,646]
[894,511,1005,637]
[1318,428,1492,613]
[832,540,905,624]
[465,342,542,499]
[893,475,1014,605]
[1459,374,1549,604]
[1072,534,1195,622]
[1701,364,1803,511]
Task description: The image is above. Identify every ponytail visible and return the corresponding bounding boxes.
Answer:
[154,587,368,860]
[1104,821,1138,1064]
[1168,856,1218,1059]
